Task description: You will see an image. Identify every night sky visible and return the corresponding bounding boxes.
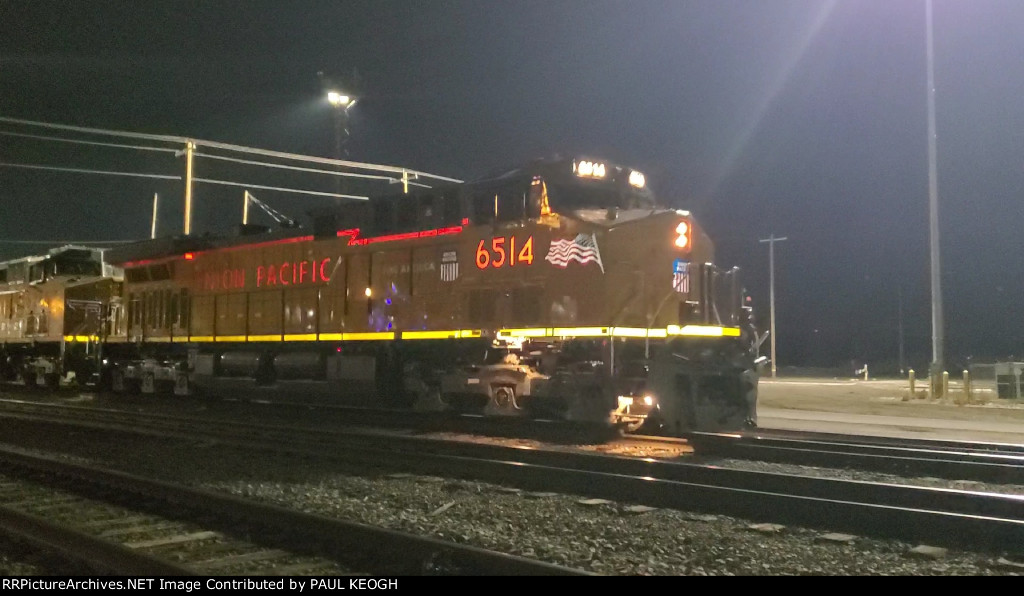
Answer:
[2,1,1023,372]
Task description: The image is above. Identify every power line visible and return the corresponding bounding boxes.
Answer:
[0,115,462,182]
[0,115,184,144]
[0,115,463,238]
[0,161,181,180]
[0,160,368,200]
[0,130,179,153]
[245,192,295,226]
[395,179,433,190]
[193,152,399,182]
[193,177,367,200]
[0,239,136,245]
[198,137,460,181]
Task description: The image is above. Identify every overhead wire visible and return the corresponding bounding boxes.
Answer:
[246,193,294,226]
[193,152,398,182]
[0,162,181,180]
[0,116,455,244]
[0,115,462,182]
[0,240,136,245]
[193,177,367,200]
[0,130,180,153]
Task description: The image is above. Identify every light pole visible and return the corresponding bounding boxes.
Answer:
[925,0,945,391]
[759,234,787,378]
[326,89,356,196]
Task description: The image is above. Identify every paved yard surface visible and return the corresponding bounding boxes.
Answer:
[758,377,1024,443]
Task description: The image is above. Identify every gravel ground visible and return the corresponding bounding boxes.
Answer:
[0,551,53,576]
[421,430,1024,495]
[0,536,87,576]
[0,421,1023,575]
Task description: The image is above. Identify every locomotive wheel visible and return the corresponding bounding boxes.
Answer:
[622,420,645,434]
[493,385,520,410]
[410,380,449,411]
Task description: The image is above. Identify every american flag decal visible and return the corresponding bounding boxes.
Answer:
[441,250,459,282]
[672,259,690,293]
[545,233,605,273]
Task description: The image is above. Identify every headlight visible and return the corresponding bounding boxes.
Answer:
[629,170,645,188]
[675,221,690,249]
[643,395,655,407]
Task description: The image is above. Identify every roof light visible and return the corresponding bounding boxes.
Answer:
[575,160,606,179]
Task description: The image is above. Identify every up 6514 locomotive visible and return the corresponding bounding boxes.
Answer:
[1,157,758,434]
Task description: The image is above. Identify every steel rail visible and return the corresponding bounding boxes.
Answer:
[1,406,1023,554]
[0,446,591,576]
[4,395,1022,485]
[0,503,195,575]
[685,430,1024,484]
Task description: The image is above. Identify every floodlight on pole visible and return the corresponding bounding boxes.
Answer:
[925,0,945,388]
[325,90,357,160]
[325,88,356,196]
[327,91,355,109]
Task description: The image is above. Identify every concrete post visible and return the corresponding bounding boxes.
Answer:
[908,369,916,400]
[942,371,949,402]
[962,370,971,405]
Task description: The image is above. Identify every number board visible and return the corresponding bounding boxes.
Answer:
[475,236,535,269]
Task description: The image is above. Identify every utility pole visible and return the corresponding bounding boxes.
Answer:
[759,235,787,378]
[150,193,159,239]
[898,285,906,376]
[183,140,195,236]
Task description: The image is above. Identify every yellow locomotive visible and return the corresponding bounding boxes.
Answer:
[5,157,758,434]
[0,246,119,388]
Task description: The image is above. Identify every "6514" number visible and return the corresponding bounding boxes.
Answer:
[475,235,535,269]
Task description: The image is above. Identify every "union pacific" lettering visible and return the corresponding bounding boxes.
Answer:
[256,258,332,287]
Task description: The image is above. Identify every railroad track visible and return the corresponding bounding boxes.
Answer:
[3,394,1023,485]
[683,429,1024,484]
[727,427,1024,455]
[0,447,589,576]
[0,388,620,442]
[1,400,1023,555]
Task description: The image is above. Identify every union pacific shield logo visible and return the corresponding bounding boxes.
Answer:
[441,250,459,282]
[544,233,604,273]
[672,259,690,293]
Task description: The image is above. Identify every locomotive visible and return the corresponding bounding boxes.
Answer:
[1,157,758,434]
[0,245,118,388]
